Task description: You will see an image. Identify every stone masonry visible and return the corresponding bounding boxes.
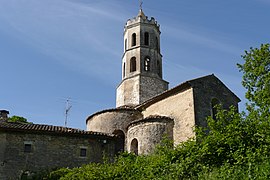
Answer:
[0,121,117,179]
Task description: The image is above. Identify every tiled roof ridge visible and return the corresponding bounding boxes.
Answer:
[0,121,114,137]
[128,115,173,128]
[136,74,240,110]
[143,115,173,120]
[86,106,140,122]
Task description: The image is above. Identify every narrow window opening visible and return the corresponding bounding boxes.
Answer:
[130,57,136,72]
[123,63,126,78]
[130,138,138,155]
[144,57,150,71]
[24,144,32,153]
[132,33,136,46]
[125,39,127,51]
[80,148,87,157]
[144,32,149,46]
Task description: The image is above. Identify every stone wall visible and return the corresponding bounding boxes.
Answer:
[127,117,173,154]
[139,75,168,103]
[141,88,196,145]
[116,75,140,107]
[190,76,240,128]
[0,131,115,179]
[86,108,142,134]
[86,108,143,151]
[116,74,168,107]
[0,133,6,179]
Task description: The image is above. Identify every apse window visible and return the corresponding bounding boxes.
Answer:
[24,143,32,153]
[80,148,87,157]
[130,138,138,155]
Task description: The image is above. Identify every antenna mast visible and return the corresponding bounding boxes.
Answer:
[64,98,72,127]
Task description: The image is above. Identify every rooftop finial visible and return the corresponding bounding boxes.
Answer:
[139,0,143,10]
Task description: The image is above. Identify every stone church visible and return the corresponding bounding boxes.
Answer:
[86,9,240,154]
[0,9,240,179]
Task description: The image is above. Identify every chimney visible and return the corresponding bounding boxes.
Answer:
[0,110,9,121]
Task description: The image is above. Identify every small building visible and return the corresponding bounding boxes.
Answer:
[0,117,117,179]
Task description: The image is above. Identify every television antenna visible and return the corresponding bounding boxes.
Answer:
[64,98,72,127]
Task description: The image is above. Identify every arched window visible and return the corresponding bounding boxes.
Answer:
[123,63,126,78]
[132,33,136,46]
[144,32,149,46]
[125,39,127,51]
[130,57,136,72]
[130,138,138,155]
[211,98,220,120]
[157,61,161,77]
[144,57,150,71]
[113,130,125,154]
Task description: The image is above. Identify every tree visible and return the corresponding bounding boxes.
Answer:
[8,115,30,124]
[237,44,270,117]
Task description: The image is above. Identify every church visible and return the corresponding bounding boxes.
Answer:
[86,9,240,154]
[0,9,240,179]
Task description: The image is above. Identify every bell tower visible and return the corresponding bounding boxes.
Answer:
[116,9,168,107]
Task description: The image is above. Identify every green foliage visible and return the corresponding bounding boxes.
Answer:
[43,105,270,179]
[198,159,270,180]
[46,168,72,180]
[237,43,270,117]
[8,115,30,123]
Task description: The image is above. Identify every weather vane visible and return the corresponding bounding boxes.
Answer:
[139,0,143,10]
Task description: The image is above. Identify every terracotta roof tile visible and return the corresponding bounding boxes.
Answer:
[0,121,114,137]
[86,106,141,123]
[128,115,173,128]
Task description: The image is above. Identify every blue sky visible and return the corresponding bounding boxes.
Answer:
[0,0,269,130]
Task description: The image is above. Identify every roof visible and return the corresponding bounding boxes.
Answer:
[136,74,241,110]
[0,121,114,138]
[128,115,173,129]
[86,106,140,123]
[137,9,146,19]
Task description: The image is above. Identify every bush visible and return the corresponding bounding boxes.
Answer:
[45,105,270,179]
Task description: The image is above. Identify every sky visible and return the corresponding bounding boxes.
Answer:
[0,0,269,130]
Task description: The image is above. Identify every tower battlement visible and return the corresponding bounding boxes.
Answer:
[125,10,160,32]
